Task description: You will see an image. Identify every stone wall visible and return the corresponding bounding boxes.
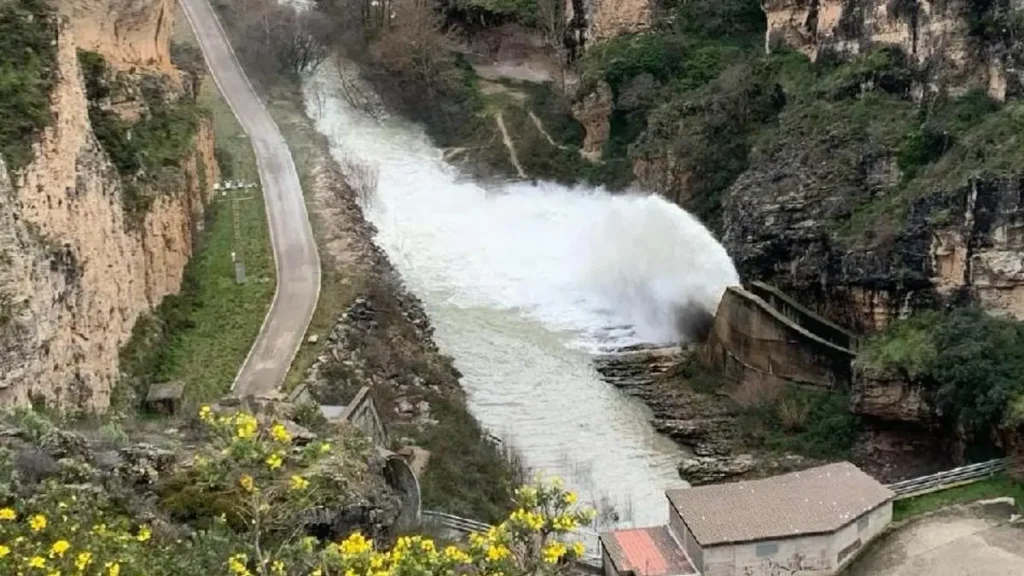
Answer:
[700,286,856,397]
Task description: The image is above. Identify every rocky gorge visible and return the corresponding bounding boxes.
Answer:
[407,0,1024,483]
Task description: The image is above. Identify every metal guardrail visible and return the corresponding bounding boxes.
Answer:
[885,458,1007,500]
[421,510,492,534]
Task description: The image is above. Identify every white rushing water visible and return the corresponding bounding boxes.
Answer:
[303,64,739,531]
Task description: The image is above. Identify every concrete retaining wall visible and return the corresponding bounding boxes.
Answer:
[701,286,856,393]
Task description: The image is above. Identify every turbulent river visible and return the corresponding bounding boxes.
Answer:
[302,64,739,532]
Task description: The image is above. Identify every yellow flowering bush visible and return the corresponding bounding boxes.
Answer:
[0,486,172,576]
[0,406,596,575]
[307,477,596,576]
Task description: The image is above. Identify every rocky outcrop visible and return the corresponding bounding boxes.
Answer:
[570,80,612,161]
[67,0,175,71]
[0,7,216,409]
[565,0,653,50]
[851,373,933,424]
[725,171,1024,331]
[762,0,1024,100]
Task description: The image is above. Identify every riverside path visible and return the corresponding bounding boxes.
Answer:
[178,0,321,396]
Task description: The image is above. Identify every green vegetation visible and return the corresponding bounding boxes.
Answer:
[445,0,538,23]
[116,63,274,406]
[0,404,593,575]
[892,474,1024,522]
[79,51,205,222]
[859,308,1024,444]
[740,387,860,460]
[0,0,57,171]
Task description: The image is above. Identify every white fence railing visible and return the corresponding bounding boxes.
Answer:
[885,458,1007,500]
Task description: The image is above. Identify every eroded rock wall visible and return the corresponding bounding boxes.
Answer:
[0,8,216,409]
[763,0,1024,100]
[725,172,1024,332]
[565,0,653,50]
[65,0,175,71]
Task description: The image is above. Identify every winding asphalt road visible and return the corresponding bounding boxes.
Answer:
[178,0,321,397]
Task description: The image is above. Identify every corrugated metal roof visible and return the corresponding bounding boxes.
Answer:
[666,462,894,546]
[600,526,696,576]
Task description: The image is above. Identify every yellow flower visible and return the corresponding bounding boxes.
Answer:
[542,541,567,564]
[552,514,578,531]
[136,526,151,542]
[572,541,586,558]
[265,453,283,471]
[28,556,46,568]
[239,474,255,493]
[310,570,323,576]
[0,508,16,521]
[271,560,285,575]
[565,491,578,505]
[106,562,120,576]
[289,475,309,491]
[49,540,70,558]
[319,442,331,453]
[75,552,92,571]
[486,544,510,561]
[199,405,212,421]
[509,508,545,532]
[29,514,47,532]
[228,554,250,576]
[270,424,291,443]
[339,532,372,556]
[0,545,9,558]
[443,546,471,564]
[234,413,258,439]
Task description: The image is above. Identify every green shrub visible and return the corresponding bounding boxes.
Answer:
[0,0,58,171]
[583,34,739,95]
[741,387,860,460]
[819,45,914,101]
[860,307,1024,440]
[666,0,765,47]
[631,61,786,227]
[79,51,203,222]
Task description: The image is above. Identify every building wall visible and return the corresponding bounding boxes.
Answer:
[702,532,833,576]
[696,502,893,576]
[601,548,617,576]
[829,502,893,569]
[669,501,704,573]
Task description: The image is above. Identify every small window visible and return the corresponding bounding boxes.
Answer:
[755,542,778,557]
[857,515,870,532]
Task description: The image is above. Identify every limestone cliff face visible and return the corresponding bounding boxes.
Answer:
[762,0,1024,100]
[565,0,653,48]
[566,0,652,154]
[67,0,175,70]
[0,9,216,409]
[725,172,1024,332]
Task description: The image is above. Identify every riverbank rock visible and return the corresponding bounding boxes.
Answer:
[678,455,756,485]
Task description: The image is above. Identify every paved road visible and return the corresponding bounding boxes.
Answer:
[178,0,320,397]
[846,501,1024,576]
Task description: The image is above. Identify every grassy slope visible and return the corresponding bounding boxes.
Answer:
[893,474,1024,522]
[127,11,275,403]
